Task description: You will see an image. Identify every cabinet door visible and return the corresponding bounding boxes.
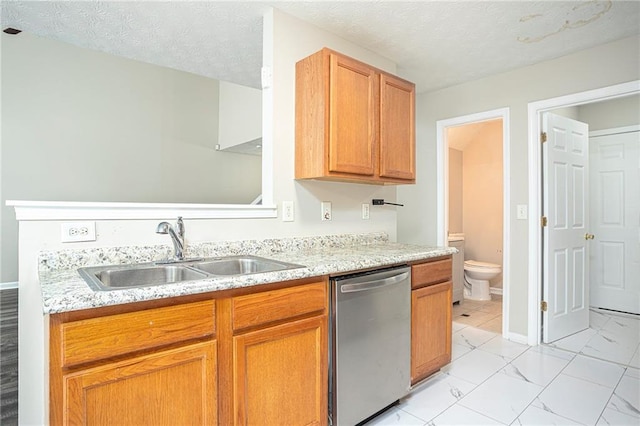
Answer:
[328,53,378,177]
[63,341,217,426]
[379,73,415,181]
[411,281,452,384]
[233,315,327,426]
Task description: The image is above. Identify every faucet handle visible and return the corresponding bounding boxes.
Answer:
[176,216,184,237]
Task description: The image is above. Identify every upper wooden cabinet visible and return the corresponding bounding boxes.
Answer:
[295,48,416,184]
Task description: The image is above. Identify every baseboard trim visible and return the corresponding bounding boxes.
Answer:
[0,281,19,291]
[490,287,503,295]
[505,331,529,345]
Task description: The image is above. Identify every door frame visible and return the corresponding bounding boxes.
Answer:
[527,80,640,345]
[436,107,510,338]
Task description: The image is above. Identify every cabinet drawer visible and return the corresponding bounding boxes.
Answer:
[232,281,327,332]
[412,258,452,289]
[60,300,215,367]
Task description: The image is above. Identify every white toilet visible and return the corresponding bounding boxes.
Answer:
[463,260,501,301]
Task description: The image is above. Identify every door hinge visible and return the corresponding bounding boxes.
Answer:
[541,132,547,143]
[541,216,548,227]
[541,301,548,312]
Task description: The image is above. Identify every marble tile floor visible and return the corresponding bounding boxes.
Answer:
[366,309,639,426]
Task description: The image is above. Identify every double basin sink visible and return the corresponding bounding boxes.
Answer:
[78,255,305,291]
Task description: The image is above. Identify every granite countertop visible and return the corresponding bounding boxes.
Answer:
[38,232,456,315]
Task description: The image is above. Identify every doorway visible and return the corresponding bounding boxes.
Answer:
[436,108,510,338]
[527,80,640,345]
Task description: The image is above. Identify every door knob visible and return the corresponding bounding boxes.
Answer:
[585,233,595,240]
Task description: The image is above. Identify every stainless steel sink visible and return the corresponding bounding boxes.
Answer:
[187,255,303,276]
[78,255,304,291]
[79,264,208,291]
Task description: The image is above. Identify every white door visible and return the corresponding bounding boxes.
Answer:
[543,113,591,343]
[590,128,640,314]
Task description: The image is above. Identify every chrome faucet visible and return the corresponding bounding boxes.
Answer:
[156,216,185,261]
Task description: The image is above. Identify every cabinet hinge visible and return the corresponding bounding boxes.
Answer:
[541,301,548,312]
[541,216,548,227]
[541,132,547,143]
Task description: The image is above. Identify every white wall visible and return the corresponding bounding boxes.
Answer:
[218,81,262,150]
[398,35,640,337]
[448,148,463,233]
[577,94,640,130]
[0,32,262,282]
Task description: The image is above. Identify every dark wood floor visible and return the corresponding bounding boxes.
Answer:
[1,289,18,425]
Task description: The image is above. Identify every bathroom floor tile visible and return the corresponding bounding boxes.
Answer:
[532,374,614,425]
[476,316,502,334]
[477,303,503,315]
[452,304,474,317]
[452,310,499,327]
[429,404,506,425]
[400,373,475,422]
[458,373,542,424]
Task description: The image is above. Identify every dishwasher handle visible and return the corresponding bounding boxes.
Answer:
[340,272,410,293]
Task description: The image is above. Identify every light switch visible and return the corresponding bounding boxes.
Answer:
[517,204,528,220]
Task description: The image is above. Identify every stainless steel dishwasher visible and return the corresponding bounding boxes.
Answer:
[329,266,411,425]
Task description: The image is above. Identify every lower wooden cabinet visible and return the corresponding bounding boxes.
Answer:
[50,279,328,426]
[63,341,217,425]
[233,315,327,426]
[411,258,453,385]
[411,281,452,383]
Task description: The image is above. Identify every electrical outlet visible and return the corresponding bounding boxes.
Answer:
[282,201,294,222]
[61,221,96,242]
[362,203,370,220]
[321,201,332,221]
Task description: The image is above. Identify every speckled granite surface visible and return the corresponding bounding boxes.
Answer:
[38,232,456,314]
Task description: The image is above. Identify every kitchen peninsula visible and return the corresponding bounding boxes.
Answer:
[31,232,455,425]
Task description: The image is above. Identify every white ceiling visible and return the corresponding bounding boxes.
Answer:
[2,1,639,93]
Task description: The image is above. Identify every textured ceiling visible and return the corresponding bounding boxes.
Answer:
[2,1,639,92]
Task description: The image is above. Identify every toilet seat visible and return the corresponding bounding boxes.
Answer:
[464,260,500,269]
